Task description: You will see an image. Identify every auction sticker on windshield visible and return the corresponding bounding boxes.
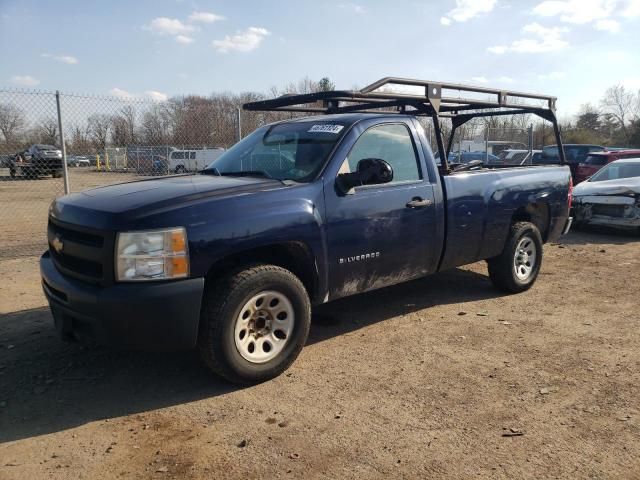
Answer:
[308,124,344,134]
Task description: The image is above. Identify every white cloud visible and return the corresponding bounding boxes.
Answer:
[109,88,168,101]
[595,18,621,31]
[212,27,270,53]
[10,75,40,87]
[468,75,514,84]
[57,55,78,64]
[441,0,497,25]
[145,17,196,36]
[339,3,366,14]
[622,0,640,17]
[537,71,567,80]
[42,53,78,64]
[188,11,225,23]
[488,22,569,54]
[487,45,508,54]
[109,87,133,99]
[175,35,194,44]
[145,90,168,101]
[532,0,616,24]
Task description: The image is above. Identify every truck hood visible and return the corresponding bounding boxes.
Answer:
[573,177,640,198]
[51,174,287,222]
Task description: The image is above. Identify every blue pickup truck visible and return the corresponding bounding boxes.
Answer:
[41,78,572,383]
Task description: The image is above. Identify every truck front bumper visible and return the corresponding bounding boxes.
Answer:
[40,252,205,351]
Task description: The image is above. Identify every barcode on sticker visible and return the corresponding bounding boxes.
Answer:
[308,124,344,134]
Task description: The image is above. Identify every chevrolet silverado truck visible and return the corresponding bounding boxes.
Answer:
[40,78,572,384]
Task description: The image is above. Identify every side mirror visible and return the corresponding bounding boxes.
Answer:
[337,158,393,193]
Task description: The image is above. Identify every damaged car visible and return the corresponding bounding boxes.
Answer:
[572,158,640,231]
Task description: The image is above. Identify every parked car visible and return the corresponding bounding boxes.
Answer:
[574,149,640,184]
[10,144,64,178]
[168,147,225,174]
[499,149,541,165]
[572,158,640,231]
[538,144,606,180]
[449,151,501,164]
[67,155,91,167]
[40,78,572,384]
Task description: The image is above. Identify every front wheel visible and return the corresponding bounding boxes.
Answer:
[487,221,543,293]
[198,264,311,384]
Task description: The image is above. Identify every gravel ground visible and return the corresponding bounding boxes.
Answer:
[0,227,639,479]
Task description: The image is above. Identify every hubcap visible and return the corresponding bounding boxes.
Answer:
[234,291,295,364]
[513,235,537,281]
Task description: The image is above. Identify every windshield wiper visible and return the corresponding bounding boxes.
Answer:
[219,170,275,179]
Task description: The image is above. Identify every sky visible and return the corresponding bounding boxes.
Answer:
[1,0,639,117]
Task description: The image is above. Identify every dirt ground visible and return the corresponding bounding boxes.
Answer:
[0,225,639,479]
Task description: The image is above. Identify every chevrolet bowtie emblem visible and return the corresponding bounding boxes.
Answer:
[52,235,64,254]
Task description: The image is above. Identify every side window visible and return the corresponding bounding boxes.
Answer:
[190,151,196,159]
[344,124,421,183]
[172,152,185,160]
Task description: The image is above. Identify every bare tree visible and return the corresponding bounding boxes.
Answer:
[37,118,58,145]
[68,122,93,154]
[140,103,173,145]
[111,105,137,146]
[88,114,111,151]
[0,103,26,144]
[600,84,635,140]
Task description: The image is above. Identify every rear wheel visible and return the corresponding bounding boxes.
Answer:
[175,165,186,174]
[198,264,311,384]
[488,221,543,293]
[52,169,63,178]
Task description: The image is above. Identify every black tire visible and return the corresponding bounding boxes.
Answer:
[52,169,63,178]
[9,168,16,178]
[198,264,311,385]
[175,165,186,174]
[487,221,543,293]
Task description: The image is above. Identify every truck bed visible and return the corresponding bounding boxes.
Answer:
[438,165,571,271]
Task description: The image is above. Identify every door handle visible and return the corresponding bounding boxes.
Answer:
[406,197,433,209]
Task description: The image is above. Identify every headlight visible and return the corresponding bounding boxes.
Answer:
[115,227,189,282]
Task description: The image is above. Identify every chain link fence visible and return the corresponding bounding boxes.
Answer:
[0,89,257,258]
[0,88,556,259]
[446,116,548,165]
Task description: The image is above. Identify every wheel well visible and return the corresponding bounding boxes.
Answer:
[512,203,550,241]
[205,242,318,302]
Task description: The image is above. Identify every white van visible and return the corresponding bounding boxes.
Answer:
[168,148,225,173]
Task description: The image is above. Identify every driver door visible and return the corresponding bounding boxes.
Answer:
[324,120,439,300]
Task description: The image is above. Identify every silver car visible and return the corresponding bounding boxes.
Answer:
[572,158,640,230]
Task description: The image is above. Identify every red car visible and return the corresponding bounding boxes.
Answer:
[575,149,640,184]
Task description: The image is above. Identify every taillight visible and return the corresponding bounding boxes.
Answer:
[568,176,573,210]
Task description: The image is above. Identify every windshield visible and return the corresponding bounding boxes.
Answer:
[205,121,348,182]
[584,154,607,166]
[589,162,640,182]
